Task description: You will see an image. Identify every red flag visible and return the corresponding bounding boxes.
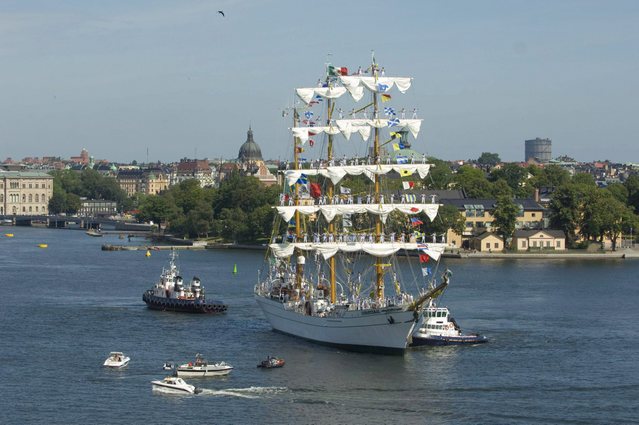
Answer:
[410,207,419,212]
[310,183,322,199]
[309,140,315,147]
[419,254,430,263]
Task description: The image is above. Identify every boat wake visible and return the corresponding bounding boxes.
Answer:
[199,386,288,399]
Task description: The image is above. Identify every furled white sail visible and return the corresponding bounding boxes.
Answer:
[276,203,440,224]
[339,76,412,101]
[296,86,348,105]
[292,126,342,144]
[269,242,446,261]
[284,164,431,186]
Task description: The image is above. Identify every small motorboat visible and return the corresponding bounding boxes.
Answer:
[176,353,233,377]
[86,229,103,237]
[103,352,130,368]
[151,376,202,394]
[411,303,488,347]
[257,356,285,369]
[163,362,174,371]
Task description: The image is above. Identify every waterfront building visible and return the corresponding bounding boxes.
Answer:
[0,170,53,216]
[116,168,170,196]
[237,127,277,186]
[471,232,504,252]
[513,229,566,251]
[79,199,118,217]
[171,159,214,188]
[443,198,546,249]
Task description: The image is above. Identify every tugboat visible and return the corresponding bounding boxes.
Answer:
[142,251,227,314]
[410,302,488,346]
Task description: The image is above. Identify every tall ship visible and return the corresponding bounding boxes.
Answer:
[255,55,451,354]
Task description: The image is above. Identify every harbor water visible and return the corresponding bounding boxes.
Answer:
[1,227,638,424]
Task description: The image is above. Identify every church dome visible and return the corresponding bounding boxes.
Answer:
[238,127,263,162]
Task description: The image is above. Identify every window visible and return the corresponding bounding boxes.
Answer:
[494,243,499,248]
[486,243,490,250]
[556,240,561,248]
[35,194,39,202]
[28,194,33,202]
[546,241,551,247]
[533,241,537,247]
[532,213,536,217]
[521,240,526,248]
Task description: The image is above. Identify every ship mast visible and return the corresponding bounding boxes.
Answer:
[372,55,384,301]
[325,70,337,305]
[293,108,303,294]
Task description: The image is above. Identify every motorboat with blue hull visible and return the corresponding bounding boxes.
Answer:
[143,251,227,314]
[410,304,488,346]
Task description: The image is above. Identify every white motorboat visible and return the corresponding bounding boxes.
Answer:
[151,376,201,394]
[103,352,130,368]
[176,353,233,377]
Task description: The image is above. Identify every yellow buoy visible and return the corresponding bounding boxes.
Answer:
[38,244,48,248]
[145,250,151,257]
[5,233,14,238]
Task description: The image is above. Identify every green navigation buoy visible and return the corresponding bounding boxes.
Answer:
[233,263,237,274]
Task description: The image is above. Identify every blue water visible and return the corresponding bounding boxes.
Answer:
[1,227,638,424]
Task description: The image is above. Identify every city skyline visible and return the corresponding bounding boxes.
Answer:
[2,0,639,163]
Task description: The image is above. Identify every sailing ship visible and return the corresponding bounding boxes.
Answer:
[254,55,451,354]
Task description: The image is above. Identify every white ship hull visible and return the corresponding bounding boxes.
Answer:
[255,296,417,354]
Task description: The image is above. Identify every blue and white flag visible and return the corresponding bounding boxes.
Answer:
[396,155,408,164]
[387,118,400,127]
[384,107,396,117]
[304,111,313,119]
[421,267,431,277]
[296,174,308,185]
[377,83,389,92]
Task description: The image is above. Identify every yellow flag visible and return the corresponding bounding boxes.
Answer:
[381,94,392,102]
[392,143,400,151]
[400,169,413,177]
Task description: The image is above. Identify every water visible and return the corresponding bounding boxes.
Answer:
[1,227,638,424]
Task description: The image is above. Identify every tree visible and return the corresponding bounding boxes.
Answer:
[572,173,596,186]
[530,164,571,189]
[624,174,639,212]
[136,194,180,226]
[549,183,596,247]
[477,152,501,168]
[489,163,533,198]
[426,157,454,190]
[454,165,492,198]
[492,195,519,248]
[605,183,629,205]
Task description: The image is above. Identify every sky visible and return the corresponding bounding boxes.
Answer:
[1,0,639,164]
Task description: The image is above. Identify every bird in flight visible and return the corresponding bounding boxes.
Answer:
[218,10,225,17]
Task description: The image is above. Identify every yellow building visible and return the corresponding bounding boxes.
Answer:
[471,232,504,252]
[0,171,54,215]
[444,198,545,249]
[513,229,566,251]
